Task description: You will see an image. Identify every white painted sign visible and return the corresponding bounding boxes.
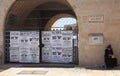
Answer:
[89,33,104,44]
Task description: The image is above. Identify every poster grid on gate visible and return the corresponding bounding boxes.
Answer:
[9,31,40,63]
[41,31,73,63]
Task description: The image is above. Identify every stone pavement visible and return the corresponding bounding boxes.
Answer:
[0,64,120,76]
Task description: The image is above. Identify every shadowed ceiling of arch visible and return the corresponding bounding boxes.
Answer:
[6,0,76,30]
[10,0,74,18]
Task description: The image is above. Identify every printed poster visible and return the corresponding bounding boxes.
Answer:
[30,47,40,63]
[42,48,52,62]
[51,47,62,62]
[62,48,73,63]
[29,31,39,47]
[62,31,73,47]
[10,47,19,62]
[10,31,20,47]
[51,31,62,47]
[19,32,31,47]
[42,31,52,47]
[19,47,30,63]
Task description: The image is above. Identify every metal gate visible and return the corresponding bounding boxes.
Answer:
[41,31,73,63]
[4,30,78,64]
[4,30,40,63]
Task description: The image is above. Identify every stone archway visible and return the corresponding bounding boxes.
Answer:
[2,0,120,67]
[4,0,77,30]
[2,0,78,64]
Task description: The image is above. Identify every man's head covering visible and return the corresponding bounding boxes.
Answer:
[107,44,112,48]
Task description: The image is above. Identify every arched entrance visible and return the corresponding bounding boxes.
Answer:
[4,0,78,65]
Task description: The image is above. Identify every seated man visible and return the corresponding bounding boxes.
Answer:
[104,45,118,69]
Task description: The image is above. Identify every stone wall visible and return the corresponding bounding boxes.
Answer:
[0,0,120,67]
[0,0,15,64]
[75,0,120,66]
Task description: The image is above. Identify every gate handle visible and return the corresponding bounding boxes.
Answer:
[39,44,44,47]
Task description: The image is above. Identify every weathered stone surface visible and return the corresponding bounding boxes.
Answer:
[0,0,120,67]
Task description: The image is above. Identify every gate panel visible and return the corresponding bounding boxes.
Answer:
[4,30,78,64]
[41,30,73,63]
[5,30,40,63]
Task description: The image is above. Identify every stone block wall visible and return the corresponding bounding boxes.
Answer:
[68,0,120,66]
[0,0,120,67]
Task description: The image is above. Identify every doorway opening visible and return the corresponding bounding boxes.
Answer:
[4,0,78,65]
[51,17,77,30]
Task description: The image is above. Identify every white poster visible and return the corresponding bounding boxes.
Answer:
[42,48,52,62]
[62,31,73,48]
[10,47,19,62]
[29,31,39,47]
[51,31,62,47]
[10,31,20,47]
[19,32,31,47]
[62,48,73,63]
[30,47,40,63]
[51,47,62,62]
[42,31,52,47]
[19,47,30,63]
